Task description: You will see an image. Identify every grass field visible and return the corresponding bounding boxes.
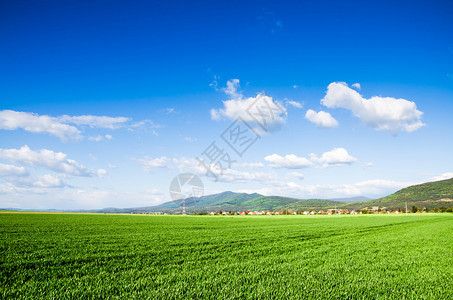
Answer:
[1,213,452,299]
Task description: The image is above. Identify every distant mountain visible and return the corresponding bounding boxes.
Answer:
[87,192,344,214]
[154,192,343,212]
[156,191,262,209]
[342,177,453,210]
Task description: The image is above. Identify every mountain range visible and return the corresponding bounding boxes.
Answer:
[3,177,452,214]
[85,177,453,214]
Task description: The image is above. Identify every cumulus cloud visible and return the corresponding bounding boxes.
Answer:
[0,110,81,140]
[33,174,67,188]
[321,82,425,134]
[310,147,357,168]
[305,109,339,128]
[0,168,68,189]
[211,79,287,133]
[0,145,106,177]
[0,163,29,177]
[430,172,453,182]
[287,100,303,108]
[264,154,314,169]
[0,110,159,141]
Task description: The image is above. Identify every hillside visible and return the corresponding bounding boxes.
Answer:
[343,177,453,210]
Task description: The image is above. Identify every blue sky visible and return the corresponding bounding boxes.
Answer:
[1,0,452,209]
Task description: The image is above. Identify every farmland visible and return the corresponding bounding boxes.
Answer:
[1,213,452,299]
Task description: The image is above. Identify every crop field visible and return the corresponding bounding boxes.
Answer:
[1,213,452,299]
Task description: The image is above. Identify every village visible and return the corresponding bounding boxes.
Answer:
[133,206,452,215]
[207,206,396,216]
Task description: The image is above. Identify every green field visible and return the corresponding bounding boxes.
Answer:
[1,213,452,299]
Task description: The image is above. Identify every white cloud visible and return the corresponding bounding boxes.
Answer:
[351,83,361,90]
[96,169,107,178]
[33,174,66,188]
[287,171,304,180]
[128,119,161,130]
[214,168,277,183]
[430,172,453,182]
[0,167,68,189]
[88,134,113,142]
[305,109,339,128]
[0,145,105,177]
[362,162,374,169]
[134,156,170,172]
[234,162,265,169]
[254,179,413,199]
[0,110,158,141]
[210,109,221,121]
[293,85,298,89]
[321,82,425,134]
[57,115,129,129]
[133,155,274,184]
[0,163,29,177]
[265,154,314,169]
[222,78,243,99]
[0,110,81,140]
[287,100,303,108]
[211,79,287,133]
[310,147,357,167]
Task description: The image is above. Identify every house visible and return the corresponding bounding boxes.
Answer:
[303,211,310,215]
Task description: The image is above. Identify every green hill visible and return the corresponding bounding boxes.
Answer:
[343,177,453,210]
[90,192,343,213]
